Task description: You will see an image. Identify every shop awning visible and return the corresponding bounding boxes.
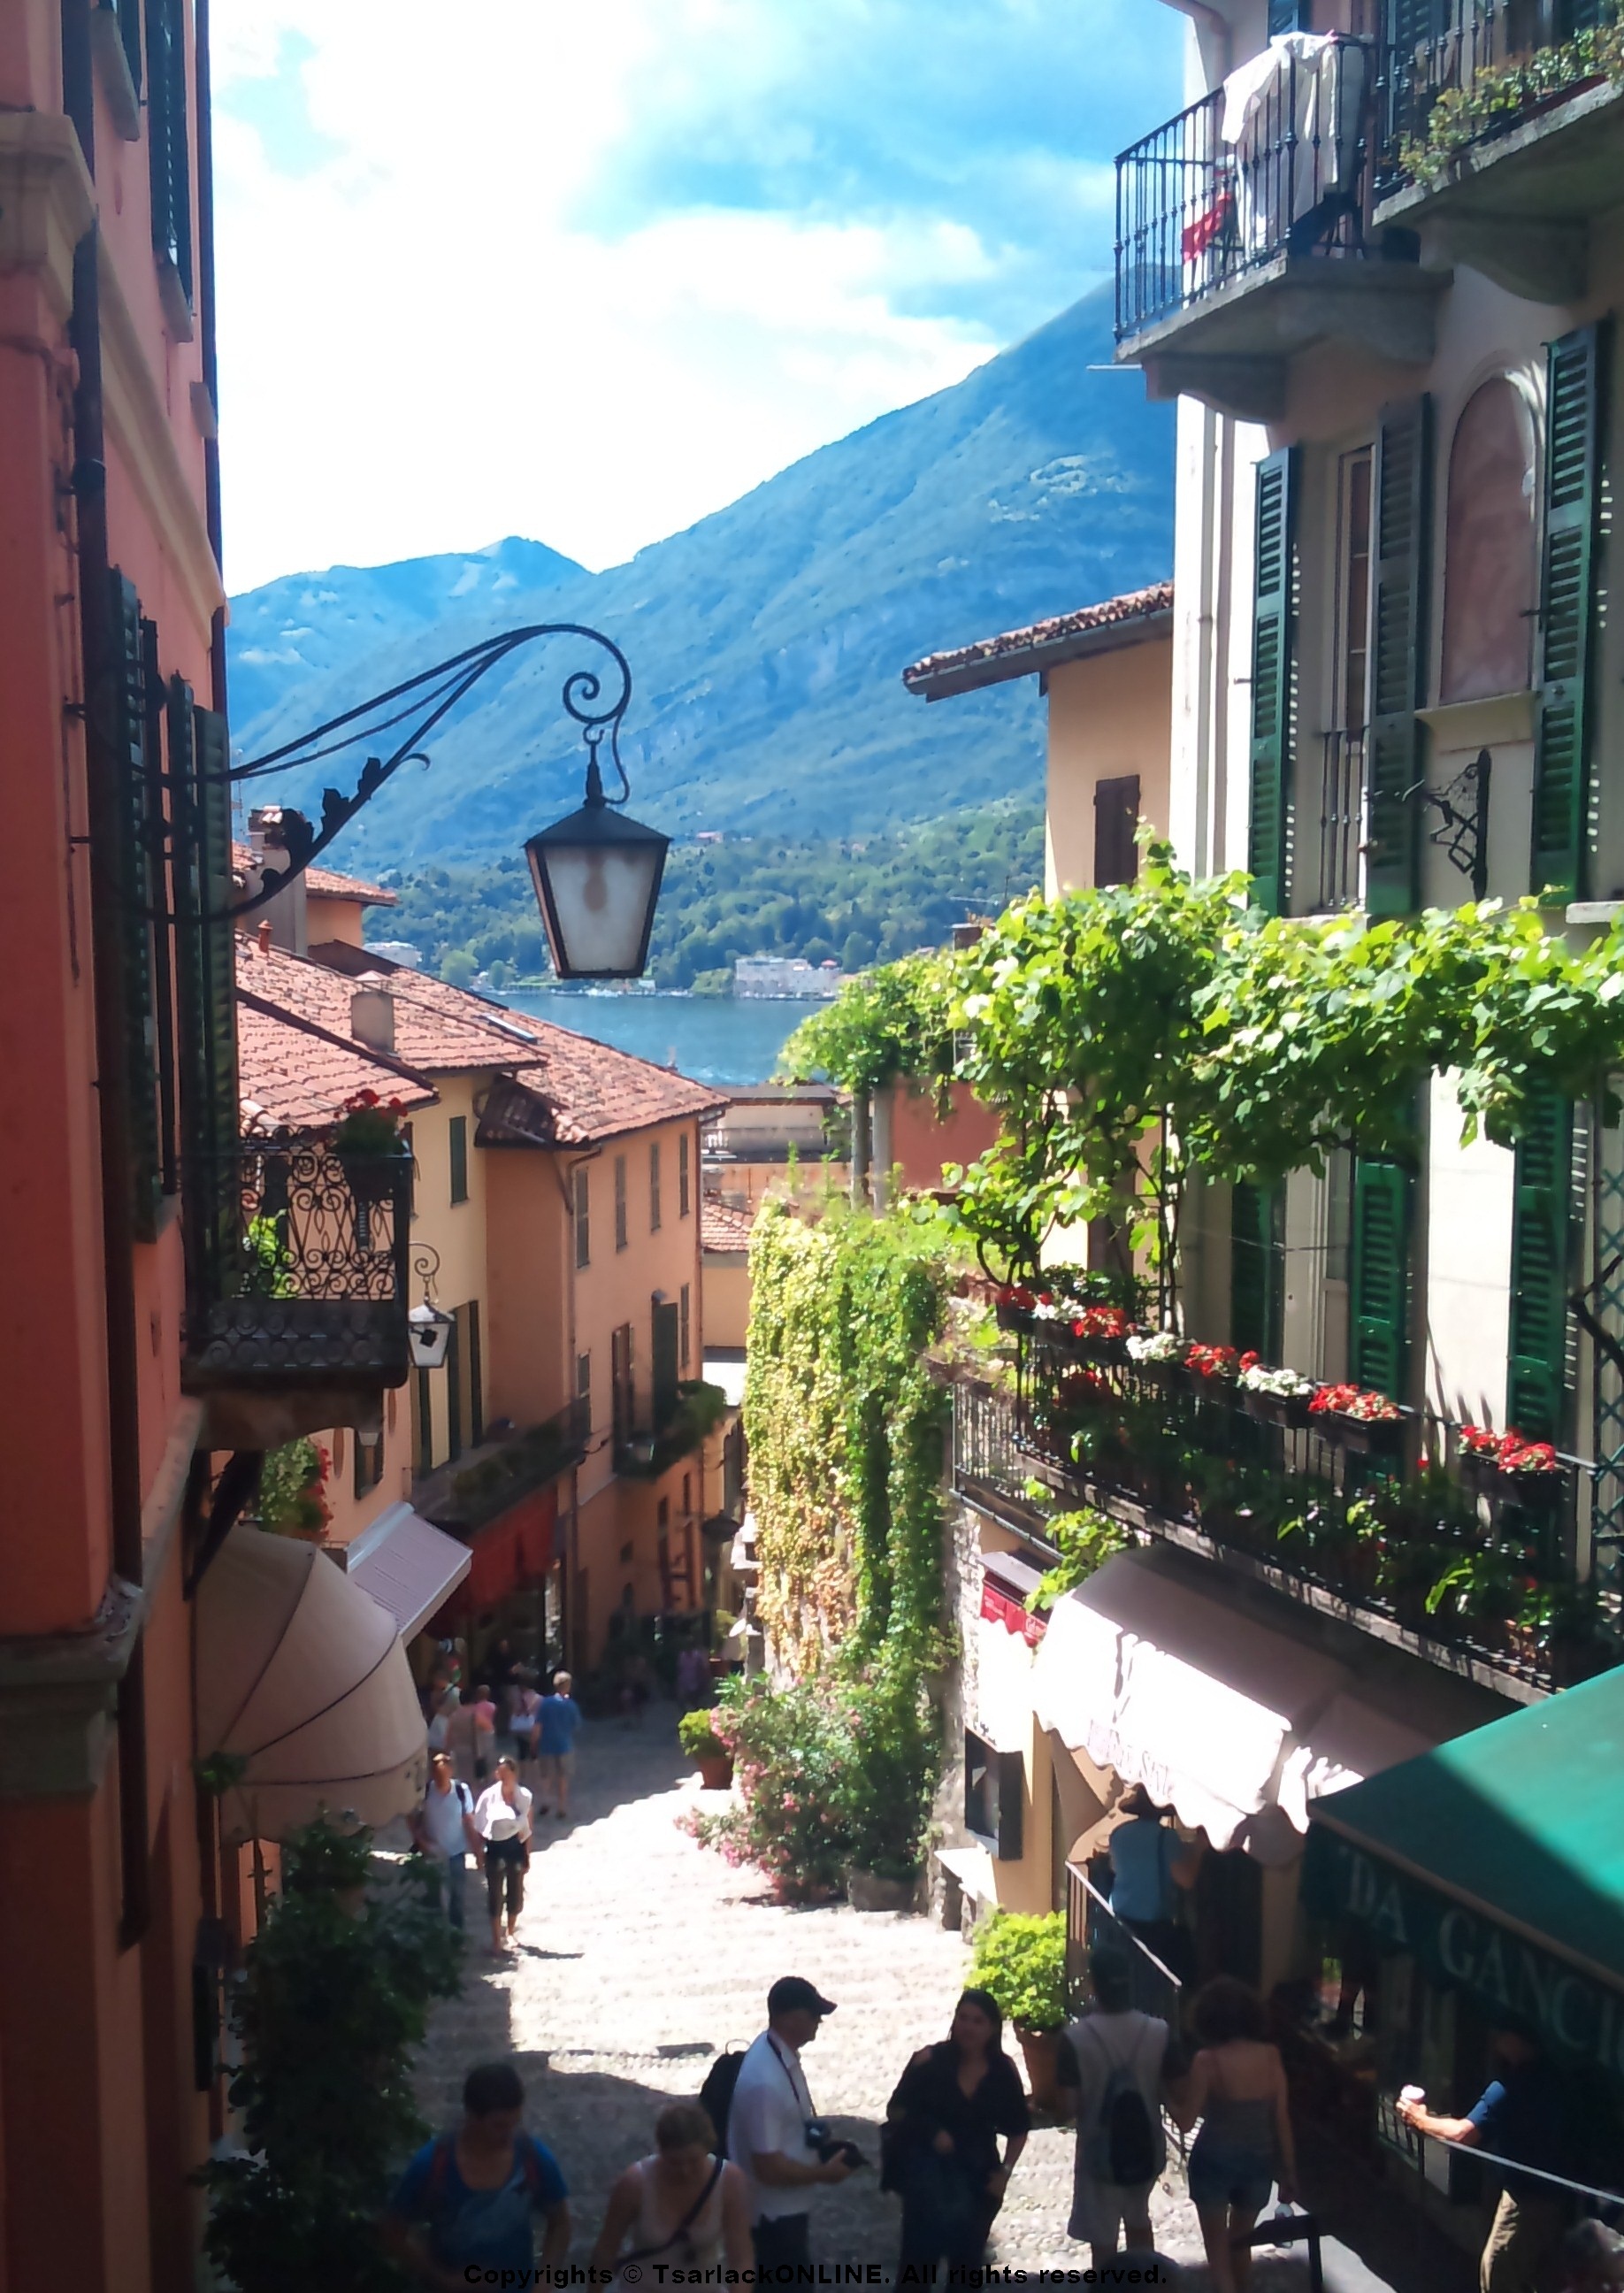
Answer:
[1308,1665,1624,2007]
[1031,1546,1505,1857]
[344,1503,471,1640]
[197,1526,428,1844]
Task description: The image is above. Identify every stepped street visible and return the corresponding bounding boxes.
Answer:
[403,1707,1476,2293]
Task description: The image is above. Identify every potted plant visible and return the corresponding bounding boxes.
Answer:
[330,1089,410,1204]
[1308,1382,1406,1456]
[1126,1329,1188,1390]
[1239,1360,1316,1430]
[1457,1424,1565,1510]
[1061,1304,1135,1365]
[840,1670,937,1913]
[255,1438,332,1542]
[678,1707,734,1791]
[969,1910,1068,2107]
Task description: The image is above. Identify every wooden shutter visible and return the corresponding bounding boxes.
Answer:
[1506,1093,1575,1440]
[109,572,164,1239]
[1248,449,1297,915]
[445,1314,463,1461]
[1231,1181,1283,1361]
[1350,1159,1412,1399]
[1093,775,1141,888]
[1366,397,1431,916]
[448,1116,469,1205]
[1532,326,1605,903]
[465,1299,484,1446]
[652,1299,680,1430]
[173,694,240,1300]
[145,0,192,303]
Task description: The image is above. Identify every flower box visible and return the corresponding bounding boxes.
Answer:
[336,1146,410,1206]
[1240,1388,1313,1430]
[1328,1412,1405,1457]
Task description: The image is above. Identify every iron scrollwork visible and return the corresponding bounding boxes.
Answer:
[1407,747,1491,901]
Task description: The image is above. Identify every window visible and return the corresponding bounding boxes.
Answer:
[145,0,193,313]
[615,1154,629,1251]
[963,1729,1024,1860]
[108,574,165,1238]
[416,1366,434,1477]
[1092,775,1141,888]
[1230,1182,1284,1361]
[573,1166,590,1268]
[649,1140,663,1231]
[353,1428,384,1499]
[445,1314,463,1462]
[1319,446,1374,912]
[653,1299,680,1428]
[679,1132,691,1218]
[1336,447,1373,736]
[1440,378,1536,705]
[455,1300,484,1449]
[576,1350,592,1430]
[448,1116,469,1205]
[682,1472,693,1518]
[611,1323,635,1446]
[679,1281,692,1371]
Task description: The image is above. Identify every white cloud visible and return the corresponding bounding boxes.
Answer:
[211,0,1008,589]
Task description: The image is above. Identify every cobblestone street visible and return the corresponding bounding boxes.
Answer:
[409,1707,1469,2290]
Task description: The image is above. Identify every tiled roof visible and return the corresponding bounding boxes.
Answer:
[235,998,436,1137]
[479,1036,727,1150]
[701,1197,758,1254]
[237,936,535,1074]
[232,843,398,907]
[902,580,1174,700]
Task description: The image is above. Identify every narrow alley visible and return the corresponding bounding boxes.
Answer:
[405,1710,1476,2291]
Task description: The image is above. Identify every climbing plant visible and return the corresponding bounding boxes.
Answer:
[778,947,959,1100]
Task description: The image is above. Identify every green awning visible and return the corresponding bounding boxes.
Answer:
[1306,1665,1624,2072]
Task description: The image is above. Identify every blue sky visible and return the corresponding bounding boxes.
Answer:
[211,1,1183,592]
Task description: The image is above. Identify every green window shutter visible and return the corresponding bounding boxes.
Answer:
[173,694,241,1303]
[448,1115,469,1205]
[652,1300,680,1430]
[466,1298,484,1447]
[1506,1093,1575,1441]
[1365,396,1431,916]
[1350,1159,1412,1399]
[110,571,164,1240]
[1231,1180,1283,1360]
[1248,448,1297,915]
[145,0,192,304]
[1532,326,1605,904]
[445,1314,463,1461]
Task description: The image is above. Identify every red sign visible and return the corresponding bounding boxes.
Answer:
[979,1576,1046,1646]
[460,1484,558,1612]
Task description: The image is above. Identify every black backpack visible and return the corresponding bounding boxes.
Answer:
[1078,2021,1163,2188]
[698,2050,747,2156]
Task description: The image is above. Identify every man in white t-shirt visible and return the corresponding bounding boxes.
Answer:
[727,1976,851,2270]
[1056,1949,1169,2271]
[411,1751,482,1930]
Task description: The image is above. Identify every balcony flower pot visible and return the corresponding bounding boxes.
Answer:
[1241,1387,1312,1430]
[696,1753,734,1791]
[1015,2026,1062,2111]
[1325,1411,1404,1458]
[336,1146,407,1206]
[847,1866,920,1913]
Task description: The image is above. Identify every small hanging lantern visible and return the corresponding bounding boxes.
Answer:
[408,1246,454,1370]
[525,756,669,981]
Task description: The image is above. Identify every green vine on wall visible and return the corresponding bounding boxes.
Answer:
[778,948,958,1101]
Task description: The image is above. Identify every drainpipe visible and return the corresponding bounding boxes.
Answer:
[62,0,150,1946]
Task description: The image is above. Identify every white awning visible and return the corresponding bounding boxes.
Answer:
[343,1502,471,1640]
[197,1526,428,1844]
[1030,1546,1505,1858]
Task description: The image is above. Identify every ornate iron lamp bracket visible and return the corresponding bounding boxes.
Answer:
[1407,747,1490,901]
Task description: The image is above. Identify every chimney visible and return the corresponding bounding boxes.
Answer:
[248,804,310,956]
[349,975,395,1055]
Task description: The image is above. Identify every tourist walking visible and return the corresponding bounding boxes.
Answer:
[536,1669,584,1819]
[411,1751,482,1930]
[590,2101,753,2278]
[509,1672,544,1794]
[1106,1785,1201,1982]
[884,1987,1029,2270]
[1168,1977,1296,2293]
[384,2059,571,2284]
[726,1975,854,2271]
[473,1756,533,1952]
[676,1642,711,1712]
[1397,2023,1574,2293]
[1056,1947,1170,2270]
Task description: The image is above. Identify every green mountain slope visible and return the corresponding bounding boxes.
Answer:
[227,284,1171,867]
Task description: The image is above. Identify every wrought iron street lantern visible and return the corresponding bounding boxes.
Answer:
[407,1246,454,1371]
[226,623,666,981]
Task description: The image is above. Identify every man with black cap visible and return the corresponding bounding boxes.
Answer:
[727,1975,852,2270]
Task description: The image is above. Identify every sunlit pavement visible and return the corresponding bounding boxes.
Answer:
[409,1704,1467,2289]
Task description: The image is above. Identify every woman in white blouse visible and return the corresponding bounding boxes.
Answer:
[472,1755,533,1952]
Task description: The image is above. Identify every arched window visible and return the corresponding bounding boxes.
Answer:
[1439,377,1537,703]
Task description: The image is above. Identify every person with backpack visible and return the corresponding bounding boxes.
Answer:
[383,2059,570,2287]
[1168,1977,1297,2293]
[1055,1948,1171,2271]
[590,2100,754,2280]
[411,1751,482,1931]
[884,1988,1030,2270]
[722,1975,854,2271]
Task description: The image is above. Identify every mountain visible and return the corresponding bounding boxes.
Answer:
[226,285,1172,869]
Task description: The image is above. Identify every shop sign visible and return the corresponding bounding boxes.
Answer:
[1314,1833,1624,2074]
[979,1576,1046,1646]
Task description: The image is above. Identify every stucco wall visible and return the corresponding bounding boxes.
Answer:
[1045,633,1175,895]
[701,1255,751,1351]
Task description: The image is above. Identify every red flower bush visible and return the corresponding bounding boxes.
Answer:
[1459,1424,1561,1475]
[1309,1383,1402,1423]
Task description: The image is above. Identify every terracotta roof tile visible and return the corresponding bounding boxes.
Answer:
[902,580,1174,697]
[701,1197,758,1254]
[232,842,398,906]
[479,1035,727,1149]
[235,999,436,1137]
[236,937,535,1073]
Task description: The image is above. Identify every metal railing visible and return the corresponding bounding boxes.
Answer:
[182,1142,411,1389]
[1067,1862,1185,2031]
[1014,1323,1608,1690]
[1316,729,1367,911]
[417,1397,592,1532]
[1375,0,1614,197]
[952,1375,1053,1538]
[1115,37,1375,341]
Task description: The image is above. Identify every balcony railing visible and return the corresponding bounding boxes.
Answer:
[1316,729,1367,911]
[952,1375,1053,1541]
[416,1398,592,1533]
[615,1380,729,1479]
[182,1143,410,1392]
[1375,0,1616,198]
[1014,1327,1616,1693]
[1066,1862,1184,2028]
[1115,36,1375,341]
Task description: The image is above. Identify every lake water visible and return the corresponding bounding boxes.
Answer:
[498,988,811,1086]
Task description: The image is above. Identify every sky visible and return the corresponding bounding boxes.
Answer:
[211,1,1184,594]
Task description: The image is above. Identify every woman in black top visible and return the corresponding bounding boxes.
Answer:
[885,1990,1030,2267]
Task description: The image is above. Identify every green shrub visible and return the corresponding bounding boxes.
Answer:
[678,1709,727,1761]
[969,1909,1069,2033]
